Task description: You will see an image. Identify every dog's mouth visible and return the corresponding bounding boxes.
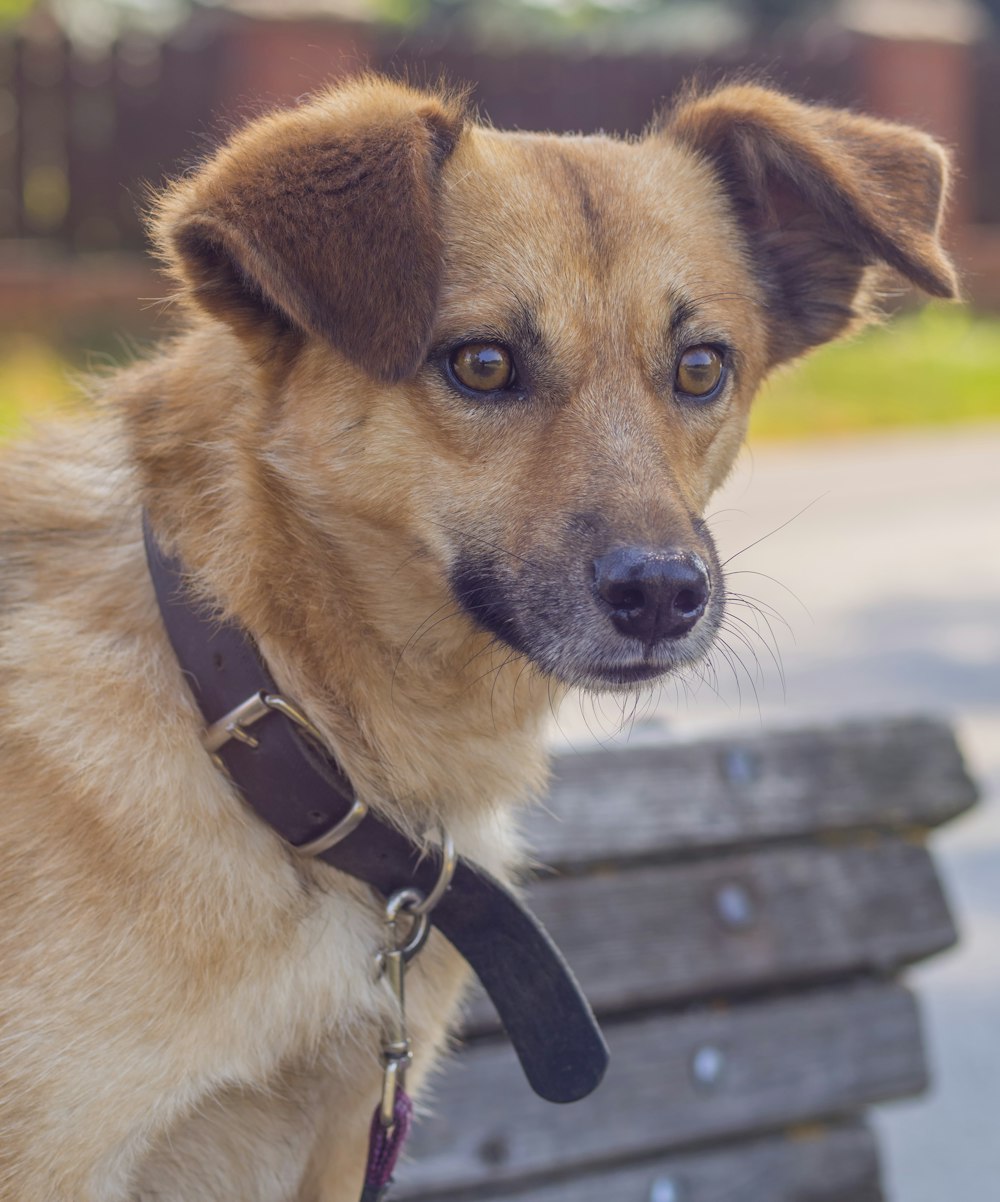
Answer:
[449,536,723,693]
[540,620,722,692]
[584,658,690,687]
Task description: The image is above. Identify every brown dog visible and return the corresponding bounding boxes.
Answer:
[0,76,956,1201]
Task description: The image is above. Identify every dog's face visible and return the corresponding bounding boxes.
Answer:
[153,79,955,693]
[423,131,763,688]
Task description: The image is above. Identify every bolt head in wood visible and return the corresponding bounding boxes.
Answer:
[724,746,760,786]
[715,882,756,929]
[691,1044,725,1089]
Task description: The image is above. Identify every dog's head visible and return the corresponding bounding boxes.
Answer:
[152,77,956,693]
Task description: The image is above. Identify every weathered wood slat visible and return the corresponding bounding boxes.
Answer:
[398,982,924,1196]
[530,717,976,868]
[461,838,955,1033]
[398,1121,883,1202]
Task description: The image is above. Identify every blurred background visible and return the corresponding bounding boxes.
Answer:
[2,0,1000,432]
[1,1,998,1199]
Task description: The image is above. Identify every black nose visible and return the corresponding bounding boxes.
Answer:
[593,547,709,642]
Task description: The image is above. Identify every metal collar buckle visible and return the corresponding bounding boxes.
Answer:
[201,690,370,856]
[202,690,319,753]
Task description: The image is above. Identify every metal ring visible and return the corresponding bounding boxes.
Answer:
[385,888,431,960]
[385,887,425,923]
[253,693,369,858]
[409,829,457,917]
[296,797,369,857]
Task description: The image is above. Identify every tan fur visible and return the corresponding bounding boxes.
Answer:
[0,77,954,1200]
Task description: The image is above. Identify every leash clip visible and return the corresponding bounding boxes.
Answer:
[375,833,456,1129]
[362,901,420,1202]
[376,887,428,1129]
[377,940,412,1129]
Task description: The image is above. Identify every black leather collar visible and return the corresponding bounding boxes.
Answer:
[142,514,608,1104]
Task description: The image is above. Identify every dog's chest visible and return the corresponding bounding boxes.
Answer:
[130,1078,325,1202]
[98,750,480,1200]
[118,892,468,1202]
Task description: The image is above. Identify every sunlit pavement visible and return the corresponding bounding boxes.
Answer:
[549,423,1000,1202]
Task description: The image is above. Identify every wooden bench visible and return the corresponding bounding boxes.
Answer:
[394,716,978,1202]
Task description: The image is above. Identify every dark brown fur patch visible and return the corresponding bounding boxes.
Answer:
[556,153,612,274]
[154,79,467,382]
[662,84,958,364]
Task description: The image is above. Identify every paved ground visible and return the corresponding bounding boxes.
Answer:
[550,423,1000,1202]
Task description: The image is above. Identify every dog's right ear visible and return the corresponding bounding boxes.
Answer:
[153,78,466,382]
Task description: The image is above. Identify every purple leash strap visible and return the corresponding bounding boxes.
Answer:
[359,1090,414,1202]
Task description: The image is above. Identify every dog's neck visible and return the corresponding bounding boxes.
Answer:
[125,335,557,841]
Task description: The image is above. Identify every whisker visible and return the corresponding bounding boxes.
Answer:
[727,568,811,612]
[727,589,795,634]
[713,638,747,714]
[388,545,432,580]
[428,520,545,573]
[488,652,520,731]
[730,619,785,698]
[390,599,462,706]
[547,678,589,757]
[727,600,788,687]
[407,603,465,651]
[578,692,616,749]
[692,650,728,708]
[511,658,532,721]
[720,494,828,569]
[687,289,761,306]
[466,646,517,692]
[727,600,786,666]
[719,618,770,691]
[457,634,505,676]
[717,635,764,722]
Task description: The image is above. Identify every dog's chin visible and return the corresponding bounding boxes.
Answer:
[506,616,720,695]
[543,639,712,694]
[572,659,681,691]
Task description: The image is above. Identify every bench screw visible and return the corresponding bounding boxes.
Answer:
[691,1044,725,1089]
[715,882,755,929]
[724,747,759,786]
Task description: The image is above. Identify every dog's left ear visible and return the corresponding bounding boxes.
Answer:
[662,85,959,365]
[154,78,466,381]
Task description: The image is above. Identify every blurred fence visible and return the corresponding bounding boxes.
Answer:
[1,14,998,257]
[0,29,223,251]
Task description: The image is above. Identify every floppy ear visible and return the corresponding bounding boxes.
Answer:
[662,84,959,365]
[153,78,466,381]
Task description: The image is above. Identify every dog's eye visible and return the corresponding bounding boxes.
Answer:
[449,343,516,393]
[675,346,724,400]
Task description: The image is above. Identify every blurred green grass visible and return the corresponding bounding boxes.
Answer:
[0,333,79,437]
[2,305,998,441]
[751,305,1000,440]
